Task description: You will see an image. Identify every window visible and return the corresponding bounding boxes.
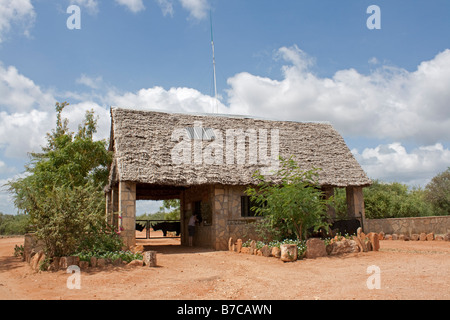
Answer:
[241,196,258,217]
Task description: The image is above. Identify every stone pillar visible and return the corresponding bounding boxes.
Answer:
[322,186,336,219]
[118,181,136,248]
[213,186,228,251]
[346,186,367,232]
[105,191,112,224]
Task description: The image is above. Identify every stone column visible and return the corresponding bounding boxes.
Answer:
[322,186,336,219]
[346,186,367,232]
[213,186,228,251]
[105,191,112,225]
[111,186,119,230]
[118,181,136,248]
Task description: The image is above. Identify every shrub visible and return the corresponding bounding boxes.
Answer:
[245,156,332,240]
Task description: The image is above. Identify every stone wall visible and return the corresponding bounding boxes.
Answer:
[365,216,450,236]
[181,184,215,248]
[182,184,261,250]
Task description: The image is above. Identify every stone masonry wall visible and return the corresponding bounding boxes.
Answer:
[366,216,450,236]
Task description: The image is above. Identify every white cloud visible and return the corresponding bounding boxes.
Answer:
[108,86,226,114]
[352,143,450,187]
[0,110,53,158]
[179,0,209,20]
[115,0,146,13]
[155,0,174,17]
[227,46,450,145]
[0,63,55,113]
[76,74,103,89]
[0,0,35,42]
[70,0,99,15]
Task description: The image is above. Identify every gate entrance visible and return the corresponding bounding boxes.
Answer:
[136,219,181,240]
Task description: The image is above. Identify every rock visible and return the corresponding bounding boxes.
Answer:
[305,238,327,259]
[71,256,80,267]
[143,251,157,267]
[250,240,256,255]
[97,258,106,268]
[260,245,271,257]
[419,233,427,241]
[280,244,297,262]
[236,239,242,253]
[357,227,362,237]
[378,232,385,240]
[411,234,420,241]
[391,234,398,240]
[241,247,250,254]
[90,256,97,267]
[59,257,70,269]
[356,232,368,252]
[48,257,60,271]
[444,233,450,241]
[79,261,89,269]
[328,239,360,255]
[367,232,380,251]
[113,258,123,266]
[228,237,234,251]
[352,236,364,253]
[126,259,144,267]
[130,245,144,254]
[426,233,434,241]
[384,234,393,240]
[403,235,410,241]
[30,251,43,272]
[271,247,281,258]
[365,239,372,251]
[435,235,444,241]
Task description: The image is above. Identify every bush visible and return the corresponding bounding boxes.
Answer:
[0,213,30,235]
[245,156,332,240]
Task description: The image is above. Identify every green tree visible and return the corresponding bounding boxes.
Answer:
[245,156,332,241]
[160,199,180,220]
[6,102,115,257]
[425,168,450,215]
[332,180,434,219]
[0,213,30,235]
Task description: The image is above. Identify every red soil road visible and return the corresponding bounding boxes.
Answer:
[0,236,449,300]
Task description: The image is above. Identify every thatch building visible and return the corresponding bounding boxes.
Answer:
[105,108,371,249]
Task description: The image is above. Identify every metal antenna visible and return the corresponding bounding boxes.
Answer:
[210,11,218,113]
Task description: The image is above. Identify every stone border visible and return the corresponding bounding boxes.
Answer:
[228,229,380,263]
[380,231,450,242]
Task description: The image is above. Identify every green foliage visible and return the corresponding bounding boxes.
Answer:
[74,250,143,264]
[137,200,181,224]
[14,244,24,258]
[333,180,435,219]
[425,167,450,216]
[0,213,30,235]
[160,199,180,220]
[245,156,332,240]
[6,102,115,258]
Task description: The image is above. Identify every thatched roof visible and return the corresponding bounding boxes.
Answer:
[105,108,371,191]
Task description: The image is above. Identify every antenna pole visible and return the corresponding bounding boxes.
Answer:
[210,11,218,113]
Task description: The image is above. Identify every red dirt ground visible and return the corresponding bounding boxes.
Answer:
[0,235,449,300]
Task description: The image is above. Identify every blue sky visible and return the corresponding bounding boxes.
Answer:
[1,0,450,215]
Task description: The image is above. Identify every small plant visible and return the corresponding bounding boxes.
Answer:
[73,250,143,265]
[14,244,24,258]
